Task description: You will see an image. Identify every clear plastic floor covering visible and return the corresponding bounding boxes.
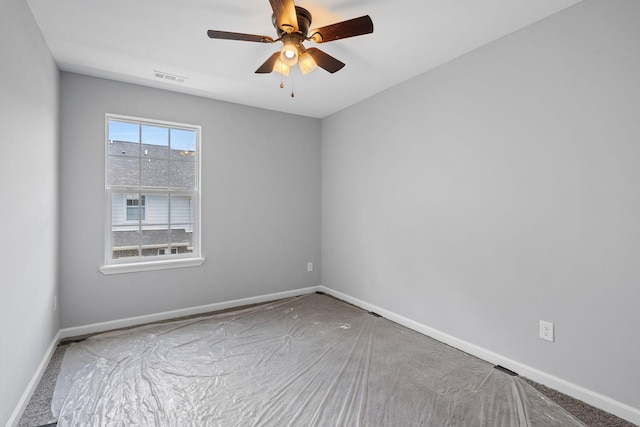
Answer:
[52,293,585,426]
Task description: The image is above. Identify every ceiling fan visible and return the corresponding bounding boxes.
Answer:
[207,0,374,76]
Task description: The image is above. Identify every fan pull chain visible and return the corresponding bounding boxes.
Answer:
[278,61,285,89]
[291,73,295,98]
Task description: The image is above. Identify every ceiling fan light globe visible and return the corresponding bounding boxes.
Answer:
[298,52,317,74]
[280,51,298,66]
[273,58,291,76]
[280,40,299,66]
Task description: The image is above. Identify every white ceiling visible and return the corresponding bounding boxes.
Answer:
[26,0,582,118]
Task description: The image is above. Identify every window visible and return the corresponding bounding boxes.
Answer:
[126,195,145,221]
[101,114,204,274]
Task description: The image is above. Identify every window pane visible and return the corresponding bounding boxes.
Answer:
[142,159,169,187]
[143,194,168,225]
[170,128,196,156]
[140,193,169,257]
[171,194,193,254]
[109,121,139,143]
[108,121,139,158]
[111,226,140,259]
[170,194,193,225]
[142,125,169,146]
[142,125,169,159]
[171,227,193,254]
[112,192,141,258]
[141,229,170,257]
[170,160,196,190]
[109,157,139,187]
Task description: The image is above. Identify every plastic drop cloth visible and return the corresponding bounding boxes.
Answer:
[52,293,585,426]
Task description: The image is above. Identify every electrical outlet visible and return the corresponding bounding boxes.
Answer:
[53,295,58,312]
[539,320,554,342]
[307,262,313,272]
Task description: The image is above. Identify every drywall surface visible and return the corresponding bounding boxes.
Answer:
[59,73,321,328]
[0,0,60,425]
[322,0,640,413]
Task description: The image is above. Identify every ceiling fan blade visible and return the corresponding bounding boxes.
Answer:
[308,15,373,43]
[255,52,281,74]
[307,48,345,73]
[207,30,274,43]
[269,0,299,33]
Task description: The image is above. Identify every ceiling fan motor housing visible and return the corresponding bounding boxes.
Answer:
[273,6,312,37]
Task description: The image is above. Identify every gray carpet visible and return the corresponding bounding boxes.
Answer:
[524,379,636,427]
[17,297,637,426]
[18,344,67,427]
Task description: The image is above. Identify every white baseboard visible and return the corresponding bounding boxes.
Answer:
[318,286,640,426]
[7,329,61,427]
[60,286,321,339]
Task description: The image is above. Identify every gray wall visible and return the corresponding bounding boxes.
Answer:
[322,0,640,411]
[59,73,321,328]
[0,0,60,425]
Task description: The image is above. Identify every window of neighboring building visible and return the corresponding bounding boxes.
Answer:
[126,194,146,221]
[100,114,204,274]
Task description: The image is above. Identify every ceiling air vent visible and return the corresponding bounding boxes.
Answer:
[153,70,188,84]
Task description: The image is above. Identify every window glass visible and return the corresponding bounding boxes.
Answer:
[109,157,140,187]
[142,158,170,187]
[142,125,169,159]
[170,129,197,155]
[109,121,139,143]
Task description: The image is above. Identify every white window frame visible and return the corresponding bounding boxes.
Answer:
[100,114,204,275]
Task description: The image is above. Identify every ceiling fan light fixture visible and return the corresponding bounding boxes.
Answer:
[298,51,317,74]
[280,39,299,66]
[207,3,375,79]
[273,58,291,76]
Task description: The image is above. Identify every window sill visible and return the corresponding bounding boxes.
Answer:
[100,257,205,275]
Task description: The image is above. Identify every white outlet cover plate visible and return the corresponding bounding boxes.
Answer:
[539,320,554,342]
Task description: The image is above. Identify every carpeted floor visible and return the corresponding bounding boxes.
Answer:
[523,379,636,427]
[18,344,66,427]
[17,296,637,427]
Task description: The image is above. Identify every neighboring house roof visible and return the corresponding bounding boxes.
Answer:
[109,140,196,189]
